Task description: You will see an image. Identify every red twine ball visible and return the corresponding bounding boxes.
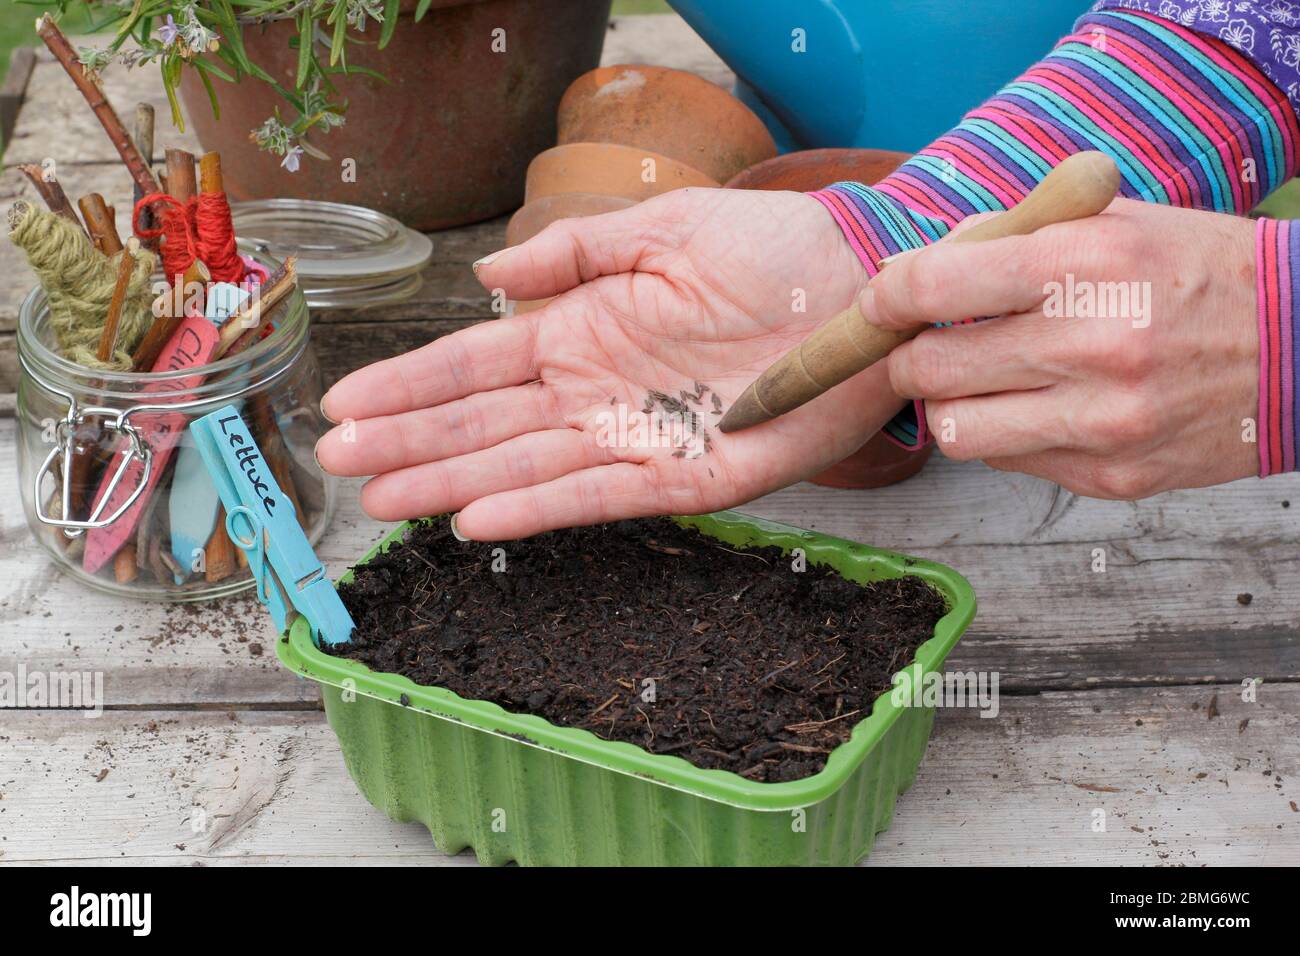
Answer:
[193,192,243,283]
[132,191,245,285]
[133,193,195,285]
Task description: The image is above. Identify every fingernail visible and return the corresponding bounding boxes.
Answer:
[449,513,470,542]
[313,439,325,473]
[319,395,338,425]
[858,285,880,325]
[875,247,922,270]
[472,249,506,275]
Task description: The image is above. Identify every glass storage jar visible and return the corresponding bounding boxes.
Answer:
[15,260,336,601]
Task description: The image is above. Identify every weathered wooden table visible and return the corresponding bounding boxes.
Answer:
[1,15,1297,866]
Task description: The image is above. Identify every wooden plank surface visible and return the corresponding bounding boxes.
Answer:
[0,49,204,169]
[0,685,1294,865]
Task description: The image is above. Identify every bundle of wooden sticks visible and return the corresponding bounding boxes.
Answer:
[11,15,317,591]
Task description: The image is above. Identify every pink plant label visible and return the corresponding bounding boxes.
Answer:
[83,316,221,574]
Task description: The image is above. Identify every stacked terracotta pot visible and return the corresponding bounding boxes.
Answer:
[510,65,777,312]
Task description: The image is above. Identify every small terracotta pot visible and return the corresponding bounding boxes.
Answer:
[507,192,637,314]
[505,192,637,247]
[525,143,719,204]
[558,65,777,184]
[811,433,936,490]
[178,0,613,231]
[726,146,927,489]
[723,147,910,191]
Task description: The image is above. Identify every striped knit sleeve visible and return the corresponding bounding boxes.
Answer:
[1094,0,1300,113]
[811,8,1300,450]
[1256,218,1298,475]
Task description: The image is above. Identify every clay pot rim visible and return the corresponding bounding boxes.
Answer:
[506,192,638,246]
[508,191,639,220]
[723,147,913,190]
[529,140,721,175]
[525,141,721,203]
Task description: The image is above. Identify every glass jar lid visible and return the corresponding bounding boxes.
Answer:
[232,198,432,309]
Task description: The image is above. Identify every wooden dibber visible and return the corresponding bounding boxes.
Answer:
[718,151,1123,433]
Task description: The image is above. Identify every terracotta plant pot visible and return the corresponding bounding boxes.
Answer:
[507,192,637,314]
[724,147,909,191]
[525,142,718,204]
[809,431,936,489]
[726,146,930,489]
[558,65,777,184]
[505,192,637,247]
[178,0,613,231]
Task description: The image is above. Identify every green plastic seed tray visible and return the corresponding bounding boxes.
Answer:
[276,511,977,866]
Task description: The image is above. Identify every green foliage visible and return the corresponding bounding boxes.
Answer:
[610,0,671,13]
[11,0,403,164]
[1254,178,1300,220]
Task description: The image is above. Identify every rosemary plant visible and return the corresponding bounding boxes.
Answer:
[19,0,435,168]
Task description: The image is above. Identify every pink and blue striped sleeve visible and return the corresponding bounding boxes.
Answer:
[1256,218,1299,476]
[810,6,1300,450]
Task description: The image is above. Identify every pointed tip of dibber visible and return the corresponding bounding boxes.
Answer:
[716,385,773,434]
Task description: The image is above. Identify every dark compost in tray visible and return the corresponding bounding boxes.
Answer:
[326,517,947,783]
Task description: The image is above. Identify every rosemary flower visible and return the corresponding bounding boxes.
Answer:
[280,146,305,173]
[346,0,387,32]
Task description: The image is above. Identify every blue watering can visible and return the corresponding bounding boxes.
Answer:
[666,0,1087,153]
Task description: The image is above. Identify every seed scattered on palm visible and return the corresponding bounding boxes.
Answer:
[643,384,715,460]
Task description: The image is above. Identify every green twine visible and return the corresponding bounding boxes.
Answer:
[8,201,159,371]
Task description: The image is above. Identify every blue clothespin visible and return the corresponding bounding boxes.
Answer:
[189,404,354,646]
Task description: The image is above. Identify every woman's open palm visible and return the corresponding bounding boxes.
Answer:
[316,187,904,539]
